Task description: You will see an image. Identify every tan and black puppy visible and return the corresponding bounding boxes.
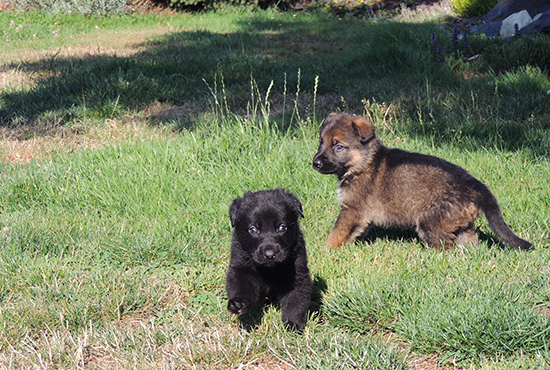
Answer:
[312,112,532,251]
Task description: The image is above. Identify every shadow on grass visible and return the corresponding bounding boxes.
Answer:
[362,224,420,245]
[236,297,271,332]
[310,274,328,314]
[1,14,549,154]
[237,274,327,332]
[362,225,510,250]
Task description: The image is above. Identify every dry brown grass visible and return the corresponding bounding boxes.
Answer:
[398,0,454,21]
[0,69,32,89]
[0,116,172,163]
[0,26,189,165]
[0,27,178,90]
[0,317,296,369]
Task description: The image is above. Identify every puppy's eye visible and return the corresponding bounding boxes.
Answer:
[248,226,259,235]
[278,224,288,233]
[333,144,345,152]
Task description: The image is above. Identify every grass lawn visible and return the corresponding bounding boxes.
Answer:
[1,3,550,369]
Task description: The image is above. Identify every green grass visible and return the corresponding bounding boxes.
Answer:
[324,246,550,364]
[2,10,549,152]
[1,5,550,369]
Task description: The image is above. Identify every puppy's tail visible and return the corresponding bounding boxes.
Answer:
[478,190,533,251]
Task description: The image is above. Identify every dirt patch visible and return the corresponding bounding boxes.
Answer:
[534,304,550,317]
[234,358,294,369]
[409,357,445,370]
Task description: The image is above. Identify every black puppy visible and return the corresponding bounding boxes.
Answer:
[226,188,312,330]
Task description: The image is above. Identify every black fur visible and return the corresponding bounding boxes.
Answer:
[226,188,312,330]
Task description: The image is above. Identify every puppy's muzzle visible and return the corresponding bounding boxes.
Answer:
[263,248,276,259]
[255,243,285,264]
[312,156,323,171]
[312,151,328,172]
[313,152,335,174]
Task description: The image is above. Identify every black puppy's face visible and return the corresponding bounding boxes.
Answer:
[229,189,304,267]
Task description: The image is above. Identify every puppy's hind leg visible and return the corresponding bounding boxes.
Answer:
[416,220,456,249]
[416,204,480,249]
[454,224,478,247]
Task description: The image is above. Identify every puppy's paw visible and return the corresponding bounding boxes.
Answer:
[227,297,251,315]
[327,232,343,250]
[282,310,307,332]
[282,318,306,332]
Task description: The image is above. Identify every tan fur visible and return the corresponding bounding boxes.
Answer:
[312,112,533,251]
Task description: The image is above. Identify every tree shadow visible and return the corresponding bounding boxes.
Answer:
[1,14,548,154]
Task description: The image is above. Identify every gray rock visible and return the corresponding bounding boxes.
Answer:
[470,0,550,37]
[470,21,502,37]
[520,11,550,34]
[500,10,532,37]
[483,0,550,22]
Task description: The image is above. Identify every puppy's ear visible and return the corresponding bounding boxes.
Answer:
[286,192,304,219]
[229,196,244,227]
[351,116,375,145]
[321,112,339,130]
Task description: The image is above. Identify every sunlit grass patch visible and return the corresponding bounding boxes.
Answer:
[323,243,550,366]
[0,6,549,369]
[0,118,171,163]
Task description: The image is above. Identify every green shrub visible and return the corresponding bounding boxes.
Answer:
[12,0,129,15]
[168,0,288,10]
[450,0,498,17]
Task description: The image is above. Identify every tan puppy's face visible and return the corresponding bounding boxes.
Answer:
[312,113,376,177]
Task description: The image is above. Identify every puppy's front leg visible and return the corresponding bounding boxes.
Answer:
[328,207,368,249]
[226,269,262,315]
[279,262,312,331]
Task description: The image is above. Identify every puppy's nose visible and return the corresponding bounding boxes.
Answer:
[313,157,323,170]
[263,249,276,259]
